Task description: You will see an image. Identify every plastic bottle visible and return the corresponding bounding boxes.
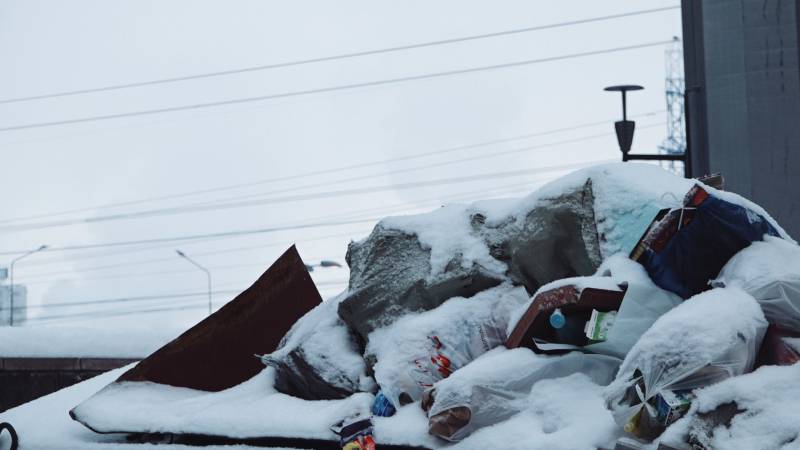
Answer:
[549,308,566,329]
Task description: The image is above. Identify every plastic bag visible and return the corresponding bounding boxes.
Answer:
[425,349,621,442]
[586,258,683,358]
[506,256,682,359]
[367,285,527,408]
[713,236,800,333]
[604,287,767,440]
[632,185,781,299]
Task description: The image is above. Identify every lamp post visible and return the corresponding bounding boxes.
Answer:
[9,244,48,326]
[604,84,691,177]
[304,260,343,272]
[175,249,212,316]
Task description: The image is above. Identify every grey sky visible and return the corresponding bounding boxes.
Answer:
[0,0,681,329]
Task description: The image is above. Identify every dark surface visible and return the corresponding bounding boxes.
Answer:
[0,358,137,412]
[681,0,800,238]
[116,245,322,391]
[127,432,431,450]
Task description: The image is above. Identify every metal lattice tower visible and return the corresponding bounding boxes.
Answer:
[659,36,687,172]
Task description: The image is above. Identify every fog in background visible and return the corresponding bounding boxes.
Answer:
[0,0,681,330]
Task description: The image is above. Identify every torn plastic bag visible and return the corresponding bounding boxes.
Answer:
[604,287,767,441]
[424,349,621,442]
[713,236,800,332]
[367,284,528,409]
[260,292,372,400]
[631,185,781,299]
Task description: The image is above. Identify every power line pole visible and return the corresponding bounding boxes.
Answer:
[658,36,687,173]
[9,245,47,326]
[175,250,212,316]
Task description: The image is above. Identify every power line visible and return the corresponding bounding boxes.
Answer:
[0,159,615,256]
[0,156,621,232]
[19,256,346,284]
[168,122,662,212]
[19,280,350,311]
[0,40,672,133]
[0,217,376,256]
[0,111,662,226]
[10,160,582,269]
[0,6,679,105]
[16,175,556,280]
[25,281,351,324]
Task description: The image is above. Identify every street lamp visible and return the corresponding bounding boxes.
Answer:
[604,84,691,177]
[304,260,343,272]
[175,249,212,316]
[9,244,48,326]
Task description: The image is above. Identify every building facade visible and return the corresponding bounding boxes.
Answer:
[682,0,800,237]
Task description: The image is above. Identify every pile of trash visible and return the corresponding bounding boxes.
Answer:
[68,163,800,450]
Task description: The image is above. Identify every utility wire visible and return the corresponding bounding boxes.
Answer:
[0,40,672,133]
[0,156,618,232]
[165,122,662,212]
[18,280,349,311]
[0,217,375,256]
[17,175,554,281]
[0,6,679,105]
[0,158,615,256]
[17,176,555,279]
[0,111,662,226]
[26,282,351,323]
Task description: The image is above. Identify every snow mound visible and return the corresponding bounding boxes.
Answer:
[450,373,620,450]
[660,364,800,450]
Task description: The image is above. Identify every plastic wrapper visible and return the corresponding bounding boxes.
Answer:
[425,349,621,442]
[603,287,767,440]
[631,185,781,299]
[367,285,527,409]
[713,236,800,333]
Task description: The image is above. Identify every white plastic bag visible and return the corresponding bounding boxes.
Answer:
[367,284,528,409]
[426,348,621,442]
[603,287,767,440]
[713,236,800,332]
[586,256,683,358]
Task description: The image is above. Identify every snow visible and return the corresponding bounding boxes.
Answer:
[0,325,180,358]
[714,236,800,290]
[4,163,797,450]
[265,290,371,393]
[660,364,800,450]
[0,365,301,450]
[381,203,508,278]
[71,367,373,440]
[449,373,620,450]
[612,287,767,386]
[377,163,698,280]
[604,287,768,432]
[367,284,529,407]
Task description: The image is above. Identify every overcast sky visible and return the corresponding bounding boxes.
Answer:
[0,0,682,331]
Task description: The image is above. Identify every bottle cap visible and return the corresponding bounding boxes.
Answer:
[549,309,566,329]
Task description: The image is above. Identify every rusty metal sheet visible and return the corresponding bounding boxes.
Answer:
[116,245,321,392]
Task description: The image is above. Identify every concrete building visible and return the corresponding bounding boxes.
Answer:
[681,0,800,237]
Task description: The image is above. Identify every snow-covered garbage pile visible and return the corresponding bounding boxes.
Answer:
[56,163,800,450]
